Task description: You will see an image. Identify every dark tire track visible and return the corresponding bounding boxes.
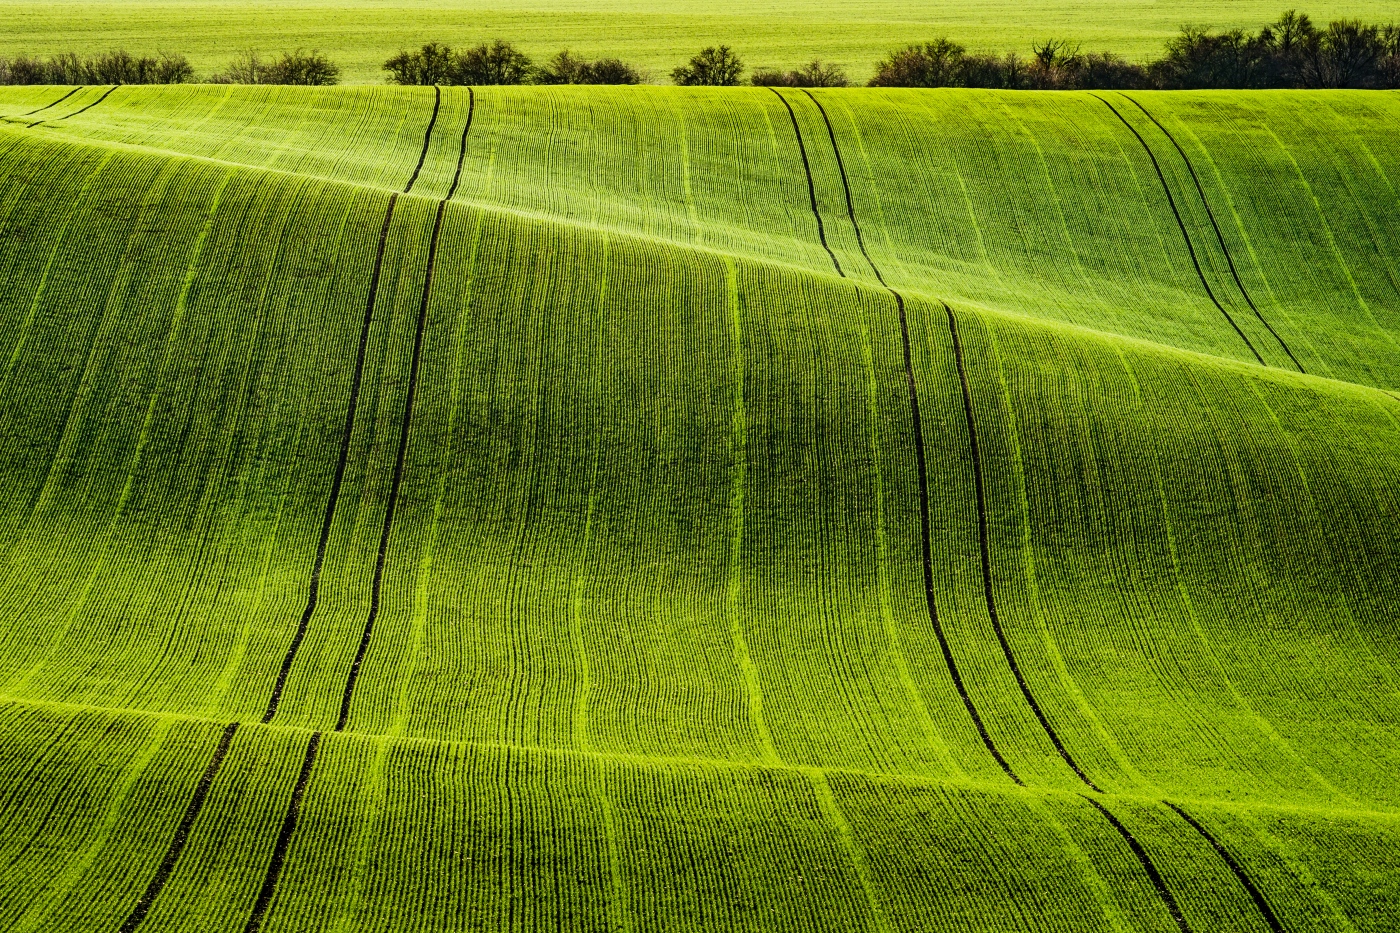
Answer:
[29,85,118,128]
[791,89,1021,784]
[402,86,441,195]
[1165,801,1285,933]
[767,87,843,276]
[335,101,473,732]
[261,91,445,723]
[1091,94,1266,366]
[117,723,239,933]
[945,303,1101,792]
[1119,94,1304,373]
[803,89,1259,929]
[261,193,398,724]
[336,196,444,731]
[241,731,322,933]
[445,88,475,200]
[1082,795,1192,933]
[21,87,81,117]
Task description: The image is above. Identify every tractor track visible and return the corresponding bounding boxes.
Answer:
[768,87,842,276]
[1165,801,1285,933]
[1092,94,1266,366]
[117,723,239,933]
[1119,94,1304,373]
[1082,795,1192,933]
[335,89,472,731]
[29,85,118,129]
[795,87,1286,933]
[783,87,1021,783]
[262,87,451,723]
[241,731,323,933]
[21,87,80,117]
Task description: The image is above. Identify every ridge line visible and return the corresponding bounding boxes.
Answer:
[1,692,1396,824]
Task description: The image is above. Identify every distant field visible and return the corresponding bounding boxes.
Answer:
[3,0,1400,83]
[0,83,1397,930]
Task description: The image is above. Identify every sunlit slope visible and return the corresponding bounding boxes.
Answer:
[13,85,1399,389]
[0,87,1396,931]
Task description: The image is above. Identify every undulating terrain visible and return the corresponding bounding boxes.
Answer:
[0,83,1397,931]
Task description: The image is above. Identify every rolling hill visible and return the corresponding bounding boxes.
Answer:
[0,83,1397,932]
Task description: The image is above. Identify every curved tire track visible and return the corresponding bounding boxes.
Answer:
[1091,94,1266,366]
[241,731,323,933]
[790,88,1021,784]
[335,95,474,732]
[1119,94,1304,373]
[262,89,447,723]
[117,723,239,933]
[21,87,81,117]
[945,303,1102,793]
[29,85,118,129]
[1082,795,1193,933]
[768,88,843,276]
[1165,801,1285,933]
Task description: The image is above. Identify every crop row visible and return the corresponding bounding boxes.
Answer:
[0,699,1395,931]
[0,86,1397,926]
[0,100,1396,803]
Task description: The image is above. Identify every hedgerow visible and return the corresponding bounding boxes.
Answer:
[0,50,192,84]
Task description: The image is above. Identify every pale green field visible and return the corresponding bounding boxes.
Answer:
[2,0,1398,83]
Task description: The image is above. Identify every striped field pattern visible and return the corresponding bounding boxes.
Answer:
[0,84,1397,931]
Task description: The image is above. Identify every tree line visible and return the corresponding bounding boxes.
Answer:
[1,11,1395,89]
[0,49,339,86]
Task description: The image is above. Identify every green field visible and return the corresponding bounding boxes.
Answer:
[4,1,1400,83]
[0,82,1398,930]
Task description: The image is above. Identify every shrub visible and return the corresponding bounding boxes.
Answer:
[261,50,340,85]
[1023,42,1147,89]
[672,46,743,86]
[383,40,532,86]
[451,40,533,85]
[535,50,643,85]
[213,50,339,85]
[868,39,966,87]
[750,60,849,87]
[384,42,456,85]
[1150,26,1272,88]
[1147,12,1399,89]
[1307,19,1384,87]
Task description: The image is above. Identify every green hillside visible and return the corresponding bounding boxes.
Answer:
[0,83,1397,931]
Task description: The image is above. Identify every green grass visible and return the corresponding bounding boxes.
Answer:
[4,1,1400,84]
[0,83,1396,931]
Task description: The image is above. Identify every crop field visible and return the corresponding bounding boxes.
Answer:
[5,0,1400,83]
[0,82,1397,931]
